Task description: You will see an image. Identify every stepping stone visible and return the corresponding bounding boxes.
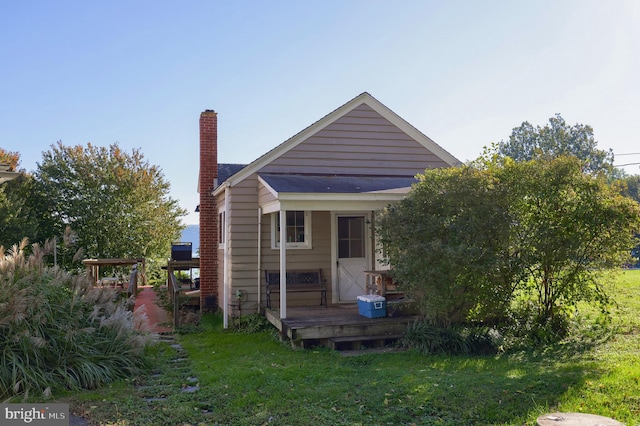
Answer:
[537,412,622,426]
[143,397,167,402]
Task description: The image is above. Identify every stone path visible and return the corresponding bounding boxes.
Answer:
[70,333,201,424]
[69,289,193,425]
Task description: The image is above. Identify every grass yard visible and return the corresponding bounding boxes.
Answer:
[61,270,640,425]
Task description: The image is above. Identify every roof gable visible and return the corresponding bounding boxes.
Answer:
[218,92,460,190]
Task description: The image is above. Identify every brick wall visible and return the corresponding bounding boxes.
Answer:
[199,110,219,309]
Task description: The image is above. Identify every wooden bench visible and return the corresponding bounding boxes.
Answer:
[265,269,327,308]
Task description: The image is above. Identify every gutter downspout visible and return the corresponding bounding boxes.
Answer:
[279,209,287,319]
[223,186,230,328]
[257,207,262,309]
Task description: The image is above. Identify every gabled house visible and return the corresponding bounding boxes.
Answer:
[198,92,460,328]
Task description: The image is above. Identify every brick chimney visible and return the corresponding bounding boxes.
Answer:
[199,110,219,310]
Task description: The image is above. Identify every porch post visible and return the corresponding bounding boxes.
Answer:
[223,187,230,328]
[279,209,287,319]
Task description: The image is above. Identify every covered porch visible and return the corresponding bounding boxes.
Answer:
[254,173,415,320]
[242,174,419,348]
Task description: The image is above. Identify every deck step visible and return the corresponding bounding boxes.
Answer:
[328,334,403,351]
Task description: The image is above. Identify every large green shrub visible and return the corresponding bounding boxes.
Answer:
[376,166,518,326]
[378,156,640,337]
[0,239,153,399]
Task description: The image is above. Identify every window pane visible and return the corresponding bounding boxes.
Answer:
[338,217,349,235]
[338,240,349,258]
[286,211,295,227]
[350,239,364,257]
[351,218,364,239]
[219,212,225,244]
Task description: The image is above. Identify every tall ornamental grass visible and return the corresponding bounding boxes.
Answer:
[0,239,153,400]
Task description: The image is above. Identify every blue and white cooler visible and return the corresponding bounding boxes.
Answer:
[357,294,387,318]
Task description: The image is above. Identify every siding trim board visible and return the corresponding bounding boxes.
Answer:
[259,195,408,215]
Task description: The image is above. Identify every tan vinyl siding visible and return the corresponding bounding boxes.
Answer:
[260,211,333,307]
[216,193,226,305]
[259,104,449,176]
[226,177,261,313]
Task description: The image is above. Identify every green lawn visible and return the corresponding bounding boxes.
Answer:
[63,270,640,425]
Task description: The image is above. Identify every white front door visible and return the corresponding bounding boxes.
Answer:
[336,215,369,301]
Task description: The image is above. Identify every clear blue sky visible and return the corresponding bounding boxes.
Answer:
[2,1,639,225]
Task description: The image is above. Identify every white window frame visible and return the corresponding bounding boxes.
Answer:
[271,211,312,250]
[218,211,225,248]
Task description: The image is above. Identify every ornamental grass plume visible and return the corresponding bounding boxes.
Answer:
[0,239,154,400]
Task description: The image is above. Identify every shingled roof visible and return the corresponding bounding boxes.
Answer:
[259,173,416,194]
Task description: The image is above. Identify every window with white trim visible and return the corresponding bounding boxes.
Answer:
[218,211,225,248]
[271,211,312,249]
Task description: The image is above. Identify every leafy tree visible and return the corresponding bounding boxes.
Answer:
[0,150,41,247]
[33,142,187,264]
[0,148,20,170]
[497,114,615,175]
[0,174,40,248]
[497,156,640,323]
[618,174,640,266]
[620,174,640,204]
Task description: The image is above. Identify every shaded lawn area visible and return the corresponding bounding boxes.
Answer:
[66,270,640,425]
[178,330,600,425]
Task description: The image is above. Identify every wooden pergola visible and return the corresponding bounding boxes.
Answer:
[83,258,146,294]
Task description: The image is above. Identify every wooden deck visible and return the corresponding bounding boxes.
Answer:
[264,303,419,349]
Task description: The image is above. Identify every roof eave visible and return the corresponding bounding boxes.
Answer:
[260,190,409,214]
[212,181,230,197]
[277,190,410,201]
